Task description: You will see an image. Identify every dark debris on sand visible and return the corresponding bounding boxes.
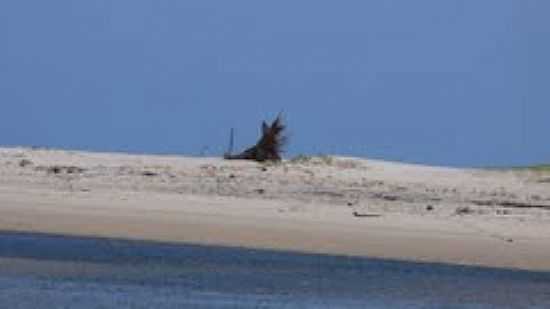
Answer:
[224,114,288,163]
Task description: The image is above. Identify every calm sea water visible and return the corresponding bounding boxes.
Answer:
[0,231,549,308]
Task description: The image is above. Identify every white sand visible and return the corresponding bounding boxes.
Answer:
[1,147,549,271]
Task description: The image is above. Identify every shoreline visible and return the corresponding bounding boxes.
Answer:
[1,147,549,271]
[1,186,549,271]
[2,229,549,308]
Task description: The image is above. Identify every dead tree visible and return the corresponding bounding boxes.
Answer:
[224,114,287,162]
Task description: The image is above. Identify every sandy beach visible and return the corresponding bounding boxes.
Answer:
[1,147,549,271]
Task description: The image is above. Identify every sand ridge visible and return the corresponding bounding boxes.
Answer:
[0,147,549,270]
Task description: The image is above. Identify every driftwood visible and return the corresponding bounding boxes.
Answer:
[224,114,287,162]
[352,211,382,218]
[470,199,550,210]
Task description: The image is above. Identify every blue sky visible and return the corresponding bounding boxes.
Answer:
[0,1,548,167]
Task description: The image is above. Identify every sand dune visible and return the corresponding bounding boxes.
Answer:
[1,147,549,270]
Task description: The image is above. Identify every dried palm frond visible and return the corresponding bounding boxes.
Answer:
[224,114,287,162]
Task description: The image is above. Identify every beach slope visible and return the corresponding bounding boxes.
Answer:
[1,147,549,271]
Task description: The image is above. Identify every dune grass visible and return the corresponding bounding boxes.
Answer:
[508,164,550,173]
[486,164,550,174]
[524,165,550,172]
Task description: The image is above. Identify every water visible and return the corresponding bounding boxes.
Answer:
[0,231,548,308]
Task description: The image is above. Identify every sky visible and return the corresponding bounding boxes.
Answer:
[0,1,548,167]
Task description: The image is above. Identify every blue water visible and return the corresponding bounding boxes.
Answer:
[0,231,549,308]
